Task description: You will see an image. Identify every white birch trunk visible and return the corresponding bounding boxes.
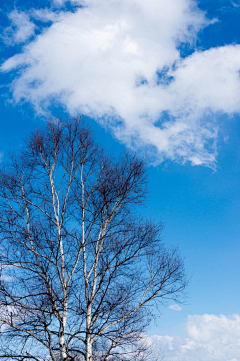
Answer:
[59,317,67,361]
[86,307,92,361]
[59,299,68,361]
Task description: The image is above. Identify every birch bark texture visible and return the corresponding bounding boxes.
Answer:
[0,118,186,361]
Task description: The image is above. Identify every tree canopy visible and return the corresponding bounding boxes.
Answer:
[0,118,186,361]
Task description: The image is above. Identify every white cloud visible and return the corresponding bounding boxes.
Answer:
[169,304,182,311]
[52,0,67,6]
[29,9,65,23]
[2,10,35,45]
[1,0,240,167]
[231,1,240,8]
[153,314,240,361]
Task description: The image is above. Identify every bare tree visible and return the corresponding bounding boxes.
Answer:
[0,118,186,361]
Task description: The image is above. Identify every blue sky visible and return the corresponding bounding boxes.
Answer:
[1,0,240,359]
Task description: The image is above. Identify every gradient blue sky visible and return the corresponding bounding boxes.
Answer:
[1,0,240,359]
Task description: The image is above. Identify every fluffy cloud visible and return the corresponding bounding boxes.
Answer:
[1,10,35,45]
[153,314,240,361]
[1,0,240,166]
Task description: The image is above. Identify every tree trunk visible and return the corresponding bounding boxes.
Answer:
[86,307,92,361]
[86,337,92,361]
[59,306,68,361]
[59,328,67,361]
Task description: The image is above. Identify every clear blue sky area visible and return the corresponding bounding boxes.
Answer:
[1,0,240,347]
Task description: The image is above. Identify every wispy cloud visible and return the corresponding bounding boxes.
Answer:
[1,10,35,46]
[1,0,240,167]
[169,304,182,311]
[231,1,240,8]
